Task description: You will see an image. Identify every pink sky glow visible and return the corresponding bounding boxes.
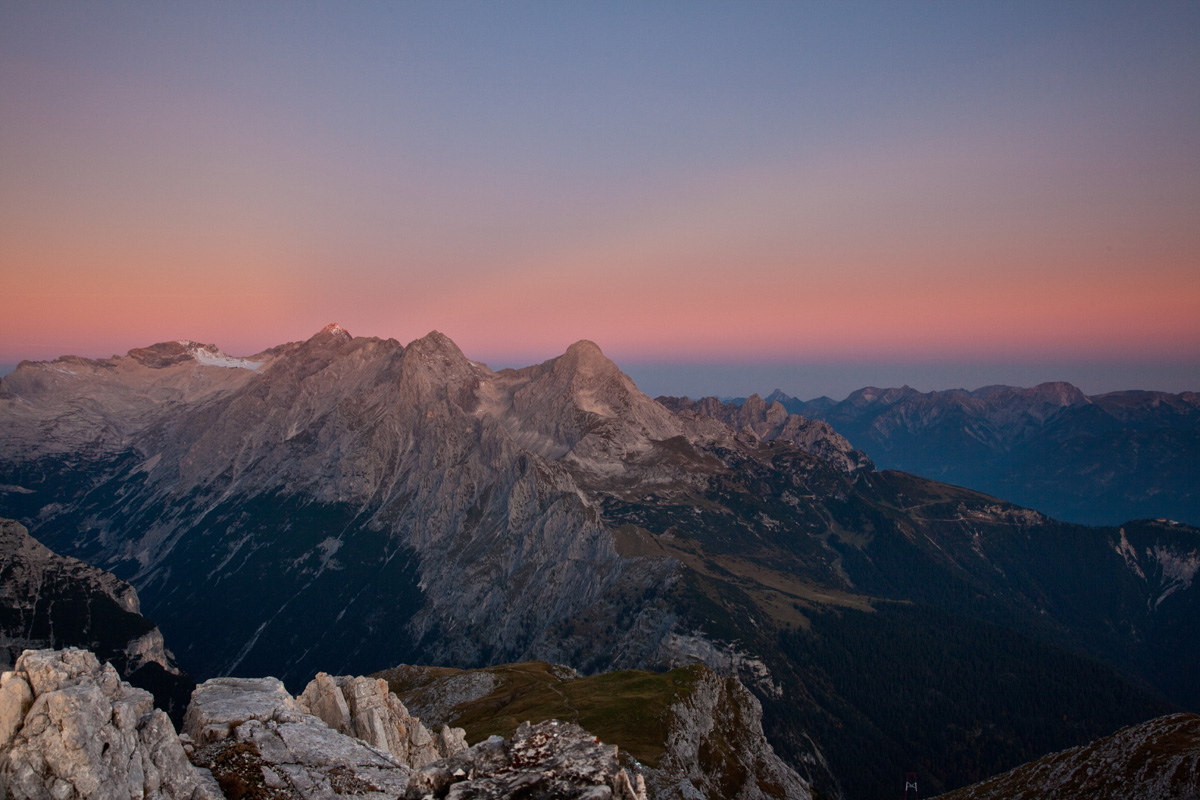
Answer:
[2,3,1198,397]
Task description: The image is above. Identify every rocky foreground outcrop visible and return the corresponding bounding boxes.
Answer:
[0,519,194,723]
[183,670,647,800]
[296,672,467,768]
[0,648,219,800]
[1,648,653,800]
[933,712,1200,800]
[182,675,417,799]
[380,660,812,800]
[405,720,647,800]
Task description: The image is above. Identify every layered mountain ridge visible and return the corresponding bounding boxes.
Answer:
[762,383,1200,525]
[2,325,1197,799]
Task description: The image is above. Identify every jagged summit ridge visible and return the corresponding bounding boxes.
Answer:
[0,325,865,685]
[319,321,352,340]
[773,380,1199,525]
[6,325,1196,799]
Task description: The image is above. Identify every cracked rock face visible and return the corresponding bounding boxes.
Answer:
[296,672,467,768]
[650,667,811,800]
[404,720,647,800]
[183,675,412,799]
[936,712,1200,800]
[0,648,220,800]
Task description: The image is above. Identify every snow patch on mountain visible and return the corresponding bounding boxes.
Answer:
[180,342,263,370]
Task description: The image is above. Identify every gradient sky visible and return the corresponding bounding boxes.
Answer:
[2,1,1198,398]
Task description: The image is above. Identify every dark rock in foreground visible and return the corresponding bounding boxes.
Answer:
[405,720,646,800]
[934,712,1200,800]
[0,518,194,723]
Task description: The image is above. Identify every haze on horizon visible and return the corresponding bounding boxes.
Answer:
[2,2,1198,399]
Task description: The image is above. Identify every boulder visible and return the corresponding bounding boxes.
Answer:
[185,672,412,799]
[297,672,467,767]
[182,676,304,745]
[404,720,647,800]
[0,648,220,800]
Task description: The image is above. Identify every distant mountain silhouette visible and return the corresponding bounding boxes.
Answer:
[762,384,1200,526]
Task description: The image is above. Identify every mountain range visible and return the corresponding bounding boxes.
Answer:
[756,384,1200,527]
[1,325,1197,799]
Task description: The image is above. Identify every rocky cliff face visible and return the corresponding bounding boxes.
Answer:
[934,712,1200,800]
[643,666,810,800]
[2,326,1197,800]
[295,672,467,768]
[377,660,812,800]
[656,394,870,473]
[0,648,220,800]
[0,518,193,722]
[1,646,651,800]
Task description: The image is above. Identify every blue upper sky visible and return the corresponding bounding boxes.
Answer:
[2,1,1197,398]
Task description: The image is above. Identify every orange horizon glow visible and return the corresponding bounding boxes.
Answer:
[2,3,1198,389]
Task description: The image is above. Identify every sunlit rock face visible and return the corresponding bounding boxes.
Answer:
[2,325,1198,800]
[0,648,220,800]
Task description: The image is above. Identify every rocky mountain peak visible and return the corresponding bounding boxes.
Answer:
[508,340,648,419]
[740,393,772,415]
[658,395,870,473]
[563,338,608,360]
[406,330,467,361]
[845,385,917,408]
[552,339,623,383]
[125,339,259,371]
[1028,380,1091,406]
[126,341,200,368]
[763,388,794,406]
[318,322,352,341]
[285,323,354,356]
[401,332,480,392]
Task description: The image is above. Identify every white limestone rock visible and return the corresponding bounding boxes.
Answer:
[185,672,413,799]
[0,648,220,800]
[182,676,302,745]
[0,671,34,748]
[296,672,467,767]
